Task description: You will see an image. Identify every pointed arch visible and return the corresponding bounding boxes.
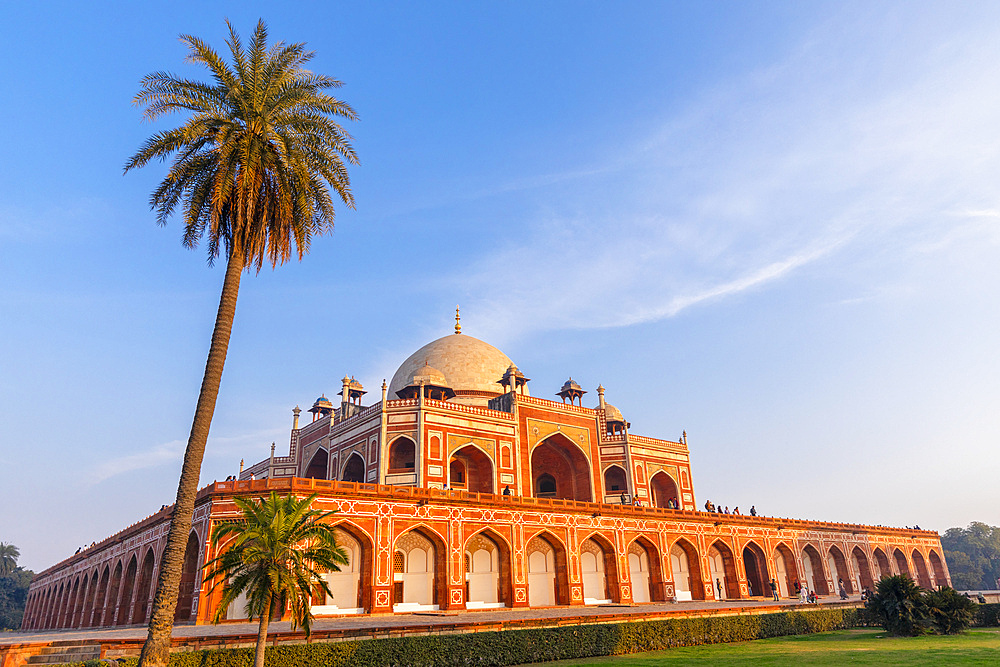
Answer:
[626,536,664,603]
[579,531,621,603]
[463,526,512,608]
[117,554,138,625]
[449,444,494,494]
[707,539,740,599]
[669,536,705,600]
[388,436,416,473]
[133,547,156,624]
[893,548,911,578]
[392,524,448,610]
[742,540,770,598]
[530,433,593,502]
[93,565,111,627]
[175,532,202,622]
[341,452,365,483]
[649,471,680,509]
[323,519,375,613]
[80,571,98,627]
[106,560,123,626]
[851,546,875,593]
[872,547,891,581]
[928,550,947,587]
[826,545,853,594]
[68,576,84,628]
[304,447,329,479]
[525,529,570,606]
[911,549,932,588]
[801,544,830,595]
[773,542,799,599]
[602,465,628,497]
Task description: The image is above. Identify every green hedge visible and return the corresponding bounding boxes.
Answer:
[73,608,867,667]
[976,603,1000,627]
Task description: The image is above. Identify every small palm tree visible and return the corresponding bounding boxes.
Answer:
[924,586,977,635]
[125,19,357,667]
[203,492,348,667]
[0,543,19,577]
[866,574,927,636]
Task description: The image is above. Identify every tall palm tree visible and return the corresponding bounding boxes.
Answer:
[203,492,348,667]
[0,543,19,577]
[125,20,358,667]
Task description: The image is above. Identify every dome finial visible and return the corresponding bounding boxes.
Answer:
[455,305,462,334]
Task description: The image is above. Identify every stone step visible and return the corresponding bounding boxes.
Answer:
[26,643,101,665]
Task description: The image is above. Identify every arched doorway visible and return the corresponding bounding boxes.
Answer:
[603,465,628,501]
[449,445,494,493]
[649,472,680,509]
[341,453,365,483]
[801,545,829,595]
[81,571,98,627]
[851,547,874,593]
[175,532,201,622]
[742,542,769,598]
[893,549,910,578]
[628,540,653,603]
[464,530,510,609]
[928,550,947,587]
[773,543,799,598]
[313,526,368,614]
[872,548,891,582]
[530,434,593,502]
[827,546,853,594]
[670,538,704,601]
[912,550,932,588]
[580,535,618,604]
[708,541,739,600]
[393,528,445,612]
[304,448,328,479]
[526,533,568,607]
[68,577,82,628]
[133,548,156,624]
[117,555,138,625]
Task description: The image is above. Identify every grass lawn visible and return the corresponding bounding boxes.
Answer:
[529,628,1000,666]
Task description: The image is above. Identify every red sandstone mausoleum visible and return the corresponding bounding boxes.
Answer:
[21,315,950,629]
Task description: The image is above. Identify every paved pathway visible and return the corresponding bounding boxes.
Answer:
[1,596,863,646]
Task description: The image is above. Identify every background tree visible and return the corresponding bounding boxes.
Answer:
[125,19,358,667]
[0,543,33,631]
[203,491,348,667]
[942,522,1000,590]
[0,543,19,577]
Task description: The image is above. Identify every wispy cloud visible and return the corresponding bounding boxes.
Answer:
[446,7,1000,344]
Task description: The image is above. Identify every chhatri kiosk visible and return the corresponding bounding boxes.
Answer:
[21,314,949,629]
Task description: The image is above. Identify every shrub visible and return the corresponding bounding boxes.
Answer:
[923,587,977,634]
[866,574,927,636]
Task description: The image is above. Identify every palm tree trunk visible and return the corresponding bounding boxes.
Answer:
[138,247,245,667]
[254,594,272,667]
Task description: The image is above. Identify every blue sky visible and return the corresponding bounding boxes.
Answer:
[2,1,999,571]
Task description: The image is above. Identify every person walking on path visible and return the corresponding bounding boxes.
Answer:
[799,584,808,603]
[716,578,723,599]
[769,578,779,601]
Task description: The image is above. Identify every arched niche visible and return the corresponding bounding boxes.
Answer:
[526,532,570,607]
[81,571,98,627]
[313,523,372,614]
[106,561,123,626]
[388,437,416,473]
[530,434,593,502]
[669,538,705,601]
[117,555,138,626]
[341,453,365,483]
[93,565,111,627]
[872,547,891,581]
[649,472,680,509]
[742,541,770,598]
[393,527,447,612]
[773,543,799,598]
[449,444,494,494]
[68,576,83,628]
[464,529,511,609]
[928,550,947,587]
[304,448,328,479]
[580,534,620,604]
[801,544,830,595]
[707,540,739,600]
[603,465,627,497]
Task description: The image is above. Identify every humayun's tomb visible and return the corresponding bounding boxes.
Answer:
[20,315,950,630]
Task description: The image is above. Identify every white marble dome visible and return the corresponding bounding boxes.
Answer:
[388,333,528,404]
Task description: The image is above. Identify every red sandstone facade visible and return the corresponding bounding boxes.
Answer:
[21,327,951,630]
